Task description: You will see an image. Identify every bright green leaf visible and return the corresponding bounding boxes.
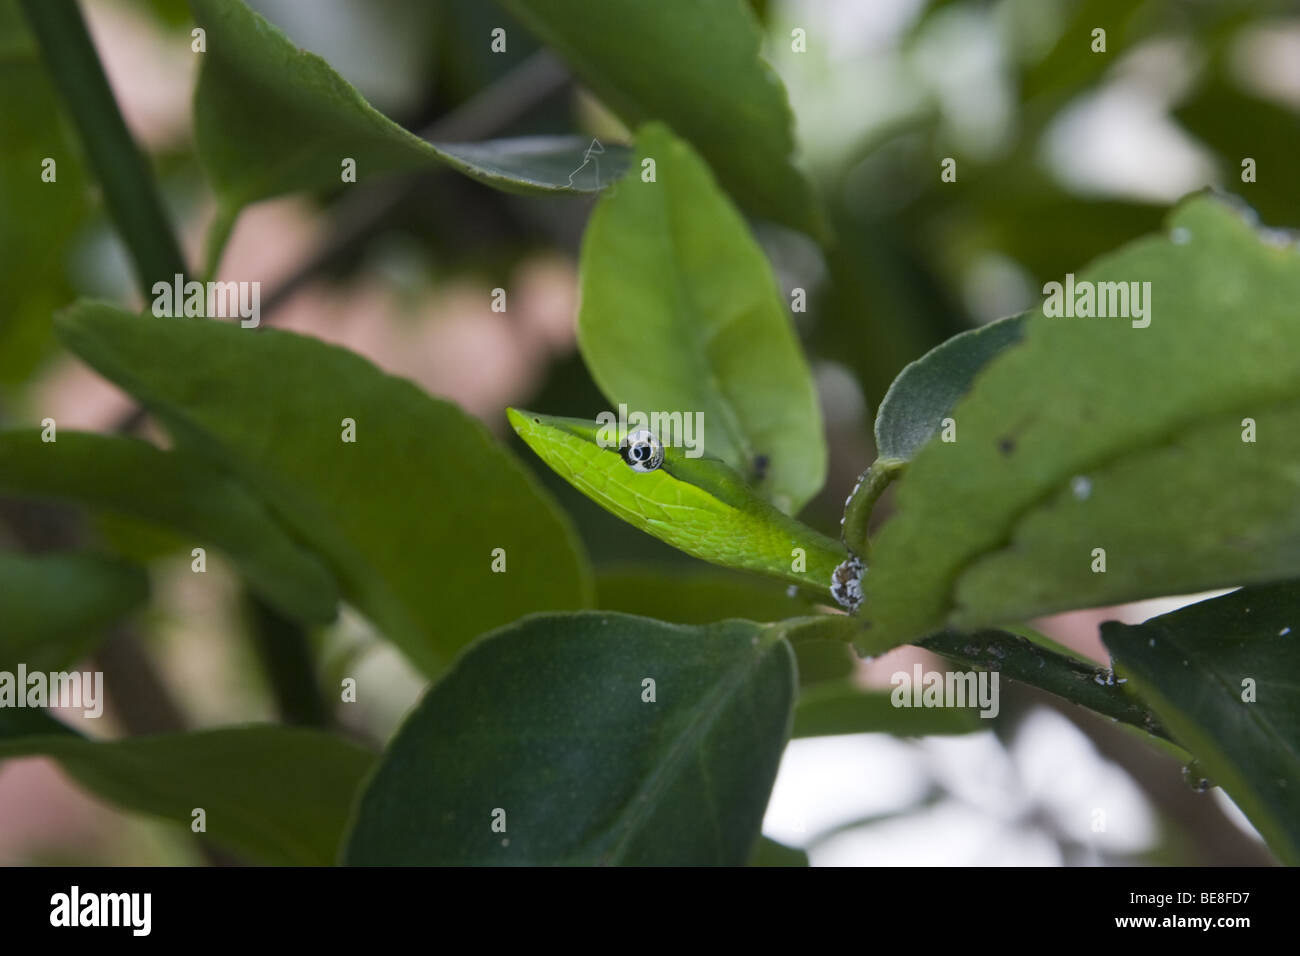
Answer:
[0,720,374,866]
[344,611,795,865]
[499,0,825,238]
[509,410,845,600]
[577,124,826,513]
[0,429,337,624]
[55,302,593,677]
[0,551,148,669]
[865,196,1300,646]
[0,2,89,382]
[189,0,627,269]
[1103,583,1300,865]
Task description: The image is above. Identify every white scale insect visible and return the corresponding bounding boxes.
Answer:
[619,428,664,472]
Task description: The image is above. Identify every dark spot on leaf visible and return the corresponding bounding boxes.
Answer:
[997,437,1015,456]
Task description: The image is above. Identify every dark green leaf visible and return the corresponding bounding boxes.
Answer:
[0,721,374,866]
[54,302,593,677]
[0,551,148,669]
[597,565,814,624]
[577,124,826,513]
[793,680,980,738]
[1176,82,1300,228]
[344,611,795,865]
[0,429,338,624]
[499,0,825,237]
[750,835,808,866]
[189,0,626,268]
[597,565,851,684]
[0,2,89,382]
[1103,583,1300,865]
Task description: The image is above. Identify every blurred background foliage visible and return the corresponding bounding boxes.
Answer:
[1,0,1293,865]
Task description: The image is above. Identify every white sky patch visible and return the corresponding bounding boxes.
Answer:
[765,708,1160,865]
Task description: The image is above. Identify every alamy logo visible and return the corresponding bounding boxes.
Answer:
[1042,273,1151,328]
[595,404,704,458]
[50,886,151,936]
[152,273,260,327]
[891,664,1000,719]
[0,665,103,718]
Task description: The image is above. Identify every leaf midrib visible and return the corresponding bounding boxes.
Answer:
[594,632,781,865]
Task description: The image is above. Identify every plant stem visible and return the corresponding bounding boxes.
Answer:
[840,457,905,556]
[19,0,187,297]
[246,593,330,728]
[920,628,1173,742]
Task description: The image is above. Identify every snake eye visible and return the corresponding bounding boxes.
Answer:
[620,429,664,472]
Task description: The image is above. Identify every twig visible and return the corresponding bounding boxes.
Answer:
[19,0,187,293]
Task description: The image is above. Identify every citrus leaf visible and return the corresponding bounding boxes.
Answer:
[499,0,825,238]
[55,302,593,677]
[597,567,855,684]
[596,565,815,623]
[509,409,845,599]
[750,835,808,866]
[189,0,627,266]
[0,551,148,669]
[344,611,795,865]
[0,720,374,866]
[577,124,826,513]
[874,314,1026,463]
[1103,583,1300,865]
[0,429,338,624]
[792,680,981,738]
[865,195,1300,646]
[0,2,89,382]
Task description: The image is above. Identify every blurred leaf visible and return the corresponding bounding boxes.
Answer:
[814,220,960,412]
[189,0,627,268]
[578,124,826,513]
[1103,583,1300,864]
[1176,81,1300,228]
[596,565,813,623]
[499,0,825,237]
[0,429,338,624]
[865,195,1300,646]
[509,410,845,598]
[0,721,374,865]
[435,0,538,103]
[0,551,148,669]
[0,2,88,383]
[792,680,980,738]
[345,612,795,865]
[55,303,593,678]
[874,314,1025,462]
[750,835,808,866]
